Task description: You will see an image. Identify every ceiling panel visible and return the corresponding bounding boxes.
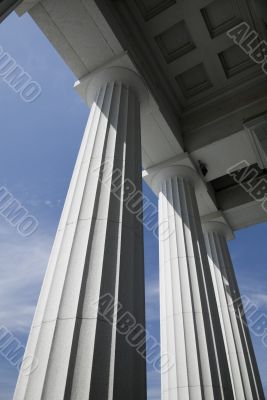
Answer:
[155,20,195,63]
[135,0,176,21]
[175,63,213,98]
[201,0,242,38]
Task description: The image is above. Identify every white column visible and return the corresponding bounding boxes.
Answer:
[203,222,265,400]
[14,68,148,400]
[152,166,234,400]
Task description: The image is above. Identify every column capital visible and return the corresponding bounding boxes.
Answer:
[202,221,233,240]
[145,164,202,195]
[201,211,234,240]
[75,66,149,109]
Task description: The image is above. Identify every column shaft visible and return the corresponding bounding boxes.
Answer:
[158,173,233,400]
[14,81,146,400]
[204,227,265,400]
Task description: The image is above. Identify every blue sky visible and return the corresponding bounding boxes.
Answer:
[0,11,266,400]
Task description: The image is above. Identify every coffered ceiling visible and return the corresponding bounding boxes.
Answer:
[93,0,267,152]
[101,0,266,112]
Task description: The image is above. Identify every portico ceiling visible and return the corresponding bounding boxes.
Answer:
[106,0,265,108]
[96,0,267,150]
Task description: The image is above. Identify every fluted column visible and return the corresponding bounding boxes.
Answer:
[203,222,265,400]
[14,68,147,400]
[152,166,234,400]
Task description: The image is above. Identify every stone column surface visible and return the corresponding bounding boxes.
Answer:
[13,67,148,400]
[151,165,234,400]
[203,221,265,400]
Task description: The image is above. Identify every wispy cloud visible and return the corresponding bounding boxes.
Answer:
[237,278,267,311]
[146,279,160,323]
[0,224,52,333]
[248,293,267,309]
[147,369,161,400]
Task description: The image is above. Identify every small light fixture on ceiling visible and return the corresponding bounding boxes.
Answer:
[198,160,208,177]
